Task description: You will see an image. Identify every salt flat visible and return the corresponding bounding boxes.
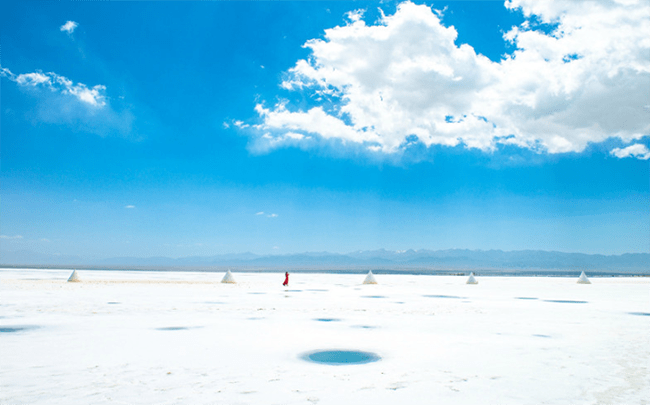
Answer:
[1,269,648,405]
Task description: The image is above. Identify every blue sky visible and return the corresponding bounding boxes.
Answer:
[1,0,648,259]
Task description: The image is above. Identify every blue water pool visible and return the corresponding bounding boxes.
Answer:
[544,300,588,304]
[302,350,381,365]
[314,318,341,322]
[0,326,38,333]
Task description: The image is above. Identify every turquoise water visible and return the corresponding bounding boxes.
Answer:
[544,300,588,304]
[302,350,381,365]
[0,326,38,333]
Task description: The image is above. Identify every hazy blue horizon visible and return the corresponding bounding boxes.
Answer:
[3,248,648,276]
[3,246,650,261]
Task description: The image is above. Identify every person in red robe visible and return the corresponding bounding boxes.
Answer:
[283,272,289,286]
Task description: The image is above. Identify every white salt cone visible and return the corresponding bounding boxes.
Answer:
[577,271,591,284]
[362,271,377,284]
[221,270,236,284]
[466,272,478,284]
[67,270,80,282]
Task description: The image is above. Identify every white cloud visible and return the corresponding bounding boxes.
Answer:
[251,1,650,157]
[1,66,134,137]
[1,66,106,107]
[125,205,136,209]
[610,144,650,160]
[15,72,51,87]
[60,21,78,34]
[346,9,365,23]
[40,238,51,243]
[256,211,278,218]
[0,235,23,239]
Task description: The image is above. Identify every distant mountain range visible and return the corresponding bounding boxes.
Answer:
[2,248,648,273]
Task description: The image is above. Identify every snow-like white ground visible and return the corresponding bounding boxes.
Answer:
[1,269,648,405]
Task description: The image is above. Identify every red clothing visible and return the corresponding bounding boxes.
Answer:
[283,273,289,286]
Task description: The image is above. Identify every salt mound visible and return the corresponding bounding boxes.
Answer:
[466,272,478,284]
[67,270,80,282]
[221,270,236,284]
[362,271,377,285]
[577,271,591,284]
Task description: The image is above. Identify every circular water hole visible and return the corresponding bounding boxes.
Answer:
[314,318,340,322]
[156,326,191,331]
[302,350,381,365]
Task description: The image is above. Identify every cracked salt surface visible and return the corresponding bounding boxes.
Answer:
[1,270,648,404]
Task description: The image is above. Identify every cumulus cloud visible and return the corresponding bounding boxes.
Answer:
[610,144,650,160]
[267,213,279,218]
[125,205,136,209]
[256,211,265,215]
[60,21,78,34]
[251,1,650,157]
[1,66,134,137]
